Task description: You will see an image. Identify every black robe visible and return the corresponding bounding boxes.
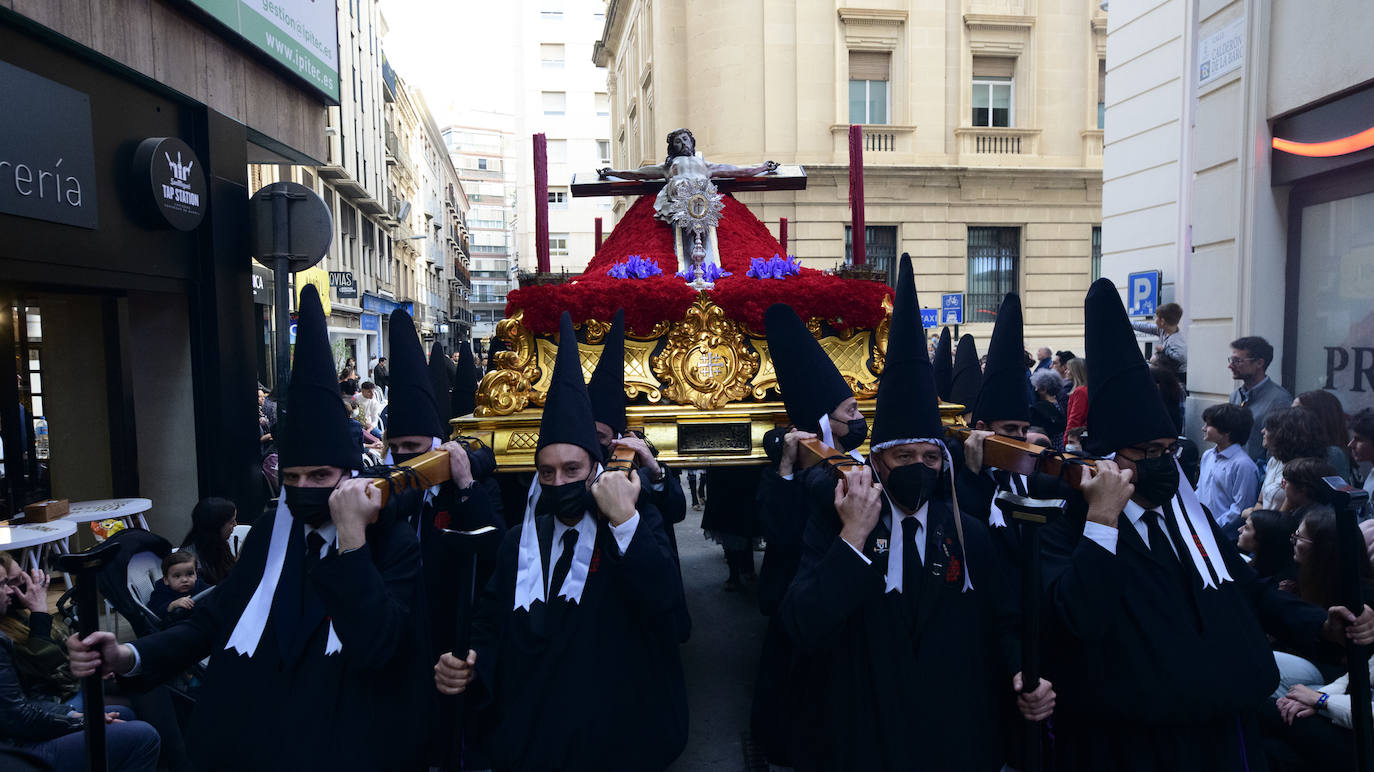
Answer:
[124,514,430,771]
[1041,497,1328,771]
[780,492,1018,772]
[468,507,688,771]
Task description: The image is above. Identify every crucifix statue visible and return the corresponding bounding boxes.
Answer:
[574,128,806,285]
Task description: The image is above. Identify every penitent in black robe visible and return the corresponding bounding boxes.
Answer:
[1041,497,1327,771]
[468,506,688,771]
[125,514,431,771]
[780,493,1019,772]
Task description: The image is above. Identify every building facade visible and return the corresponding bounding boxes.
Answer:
[514,0,618,275]
[0,0,330,533]
[594,0,1107,353]
[1102,0,1374,433]
[445,121,520,351]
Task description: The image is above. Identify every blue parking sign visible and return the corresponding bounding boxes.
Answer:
[941,293,963,324]
[920,308,939,328]
[1127,271,1160,316]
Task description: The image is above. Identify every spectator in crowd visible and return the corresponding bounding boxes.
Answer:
[257,384,277,425]
[179,497,238,587]
[0,554,76,705]
[370,356,389,396]
[355,381,386,438]
[1062,357,1088,447]
[1237,509,1298,586]
[1229,336,1293,468]
[1034,346,1053,372]
[1258,407,1328,510]
[1353,409,1374,511]
[1280,457,1341,514]
[1052,351,1076,412]
[1199,403,1262,543]
[1029,369,1067,446]
[1293,389,1355,484]
[1064,426,1087,454]
[1269,656,1374,769]
[338,366,359,397]
[0,559,161,771]
[256,387,275,460]
[147,553,209,626]
[1132,302,1187,380]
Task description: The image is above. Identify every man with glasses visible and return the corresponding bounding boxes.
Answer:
[1227,336,1292,469]
[1040,280,1373,771]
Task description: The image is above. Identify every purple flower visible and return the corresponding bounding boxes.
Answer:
[606,255,663,280]
[746,254,801,280]
[676,263,732,282]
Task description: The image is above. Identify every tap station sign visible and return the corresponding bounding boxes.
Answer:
[133,137,207,231]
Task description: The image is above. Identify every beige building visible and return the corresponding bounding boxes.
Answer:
[594,0,1107,351]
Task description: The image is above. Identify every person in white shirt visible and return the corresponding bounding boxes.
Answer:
[1197,403,1261,543]
[355,381,386,433]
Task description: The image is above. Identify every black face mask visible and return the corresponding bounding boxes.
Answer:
[883,462,940,513]
[1132,455,1180,507]
[536,479,593,521]
[284,485,334,528]
[838,418,869,452]
[392,451,424,465]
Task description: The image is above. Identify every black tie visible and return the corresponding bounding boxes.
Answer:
[901,516,923,611]
[305,531,326,584]
[1143,511,1180,570]
[549,529,579,599]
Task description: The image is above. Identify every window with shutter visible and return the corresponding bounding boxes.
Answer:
[848,51,891,125]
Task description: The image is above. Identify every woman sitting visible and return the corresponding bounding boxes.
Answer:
[1237,508,1298,586]
[180,498,238,587]
[1258,407,1328,510]
[1294,389,1356,484]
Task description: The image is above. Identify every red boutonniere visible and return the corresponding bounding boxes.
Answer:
[590,547,601,573]
[1191,533,1208,559]
[434,511,451,531]
[945,557,962,585]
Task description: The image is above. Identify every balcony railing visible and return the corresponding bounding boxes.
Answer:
[829,124,918,161]
[954,127,1042,162]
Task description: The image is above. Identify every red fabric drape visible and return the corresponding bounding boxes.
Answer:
[779,217,788,254]
[533,133,550,272]
[848,125,865,266]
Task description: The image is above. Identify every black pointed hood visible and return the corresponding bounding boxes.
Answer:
[872,256,944,448]
[972,293,1030,426]
[486,338,508,372]
[933,326,953,402]
[766,303,853,431]
[587,309,628,435]
[1084,277,1177,453]
[384,309,445,440]
[428,342,453,425]
[452,341,477,419]
[538,312,602,463]
[278,284,360,470]
[949,334,982,413]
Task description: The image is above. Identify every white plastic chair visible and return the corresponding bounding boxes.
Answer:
[229,524,252,557]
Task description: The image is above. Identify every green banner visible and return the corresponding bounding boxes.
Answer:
[184,0,340,103]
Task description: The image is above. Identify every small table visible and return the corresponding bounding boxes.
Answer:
[66,498,153,532]
[0,520,78,574]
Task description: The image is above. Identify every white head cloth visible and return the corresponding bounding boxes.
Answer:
[224,471,359,657]
[868,437,972,592]
[513,464,601,611]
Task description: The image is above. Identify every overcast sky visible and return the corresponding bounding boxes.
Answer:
[381,0,519,126]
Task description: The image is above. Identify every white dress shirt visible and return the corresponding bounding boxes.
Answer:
[1082,499,1179,559]
[1196,443,1261,528]
[844,499,930,594]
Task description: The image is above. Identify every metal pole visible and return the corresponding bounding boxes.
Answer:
[56,542,121,772]
[271,191,293,413]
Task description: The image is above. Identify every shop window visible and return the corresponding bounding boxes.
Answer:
[845,225,899,284]
[848,51,890,125]
[967,227,1020,323]
[972,57,1015,127]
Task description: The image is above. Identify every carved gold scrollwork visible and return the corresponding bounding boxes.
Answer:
[651,295,760,410]
[495,311,540,384]
[750,340,778,400]
[580,318,612,344]
[475,368,532,417]
[870,295,893,376]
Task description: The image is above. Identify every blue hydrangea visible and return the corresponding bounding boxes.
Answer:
[606,255,664,279]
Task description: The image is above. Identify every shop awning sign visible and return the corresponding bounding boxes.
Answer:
[0,60,98,229]
[330,271,358,298]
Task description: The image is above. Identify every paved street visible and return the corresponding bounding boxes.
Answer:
[670,506,768,772]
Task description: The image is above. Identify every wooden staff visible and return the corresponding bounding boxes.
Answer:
[368,450,453,508]
[946,427,1097,491]
[55,540,123,772]
[1324,475,1374,771]
[604,428,648,474]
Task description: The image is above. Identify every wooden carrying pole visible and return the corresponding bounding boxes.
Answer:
[534,133,551,272]
[848,125,865,265]
[368,450,453,507]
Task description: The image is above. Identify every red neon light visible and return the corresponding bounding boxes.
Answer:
[1272,126,1374,157]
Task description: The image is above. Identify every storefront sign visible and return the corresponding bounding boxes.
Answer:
[184,0,341,103]
[360,313,380,333]
[329,271,358,298]
[1197,18,1244,89]
[362,293,415,317]
[297,265,331,316]
[251,265,275,304]
[133,137,207,231]
[0,60,98,229]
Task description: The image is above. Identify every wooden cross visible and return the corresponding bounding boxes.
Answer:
[569,165,809,198]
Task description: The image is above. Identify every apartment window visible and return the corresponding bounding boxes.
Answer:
[540,10,563,20]
[548,187,569,208]
[549,234,569,257]
[597,139,611,164]
[1097,59,1107,130]
[547,139,568,164]
[542,91,566,116]
[595,92,610,116]
[844,225,899,283]
[1091,226,1102,280]
[477,158,488,170]
[540,43,565,68]
[972,57,1015,127]
[967,227,1020,323]
[848,51,890,125]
